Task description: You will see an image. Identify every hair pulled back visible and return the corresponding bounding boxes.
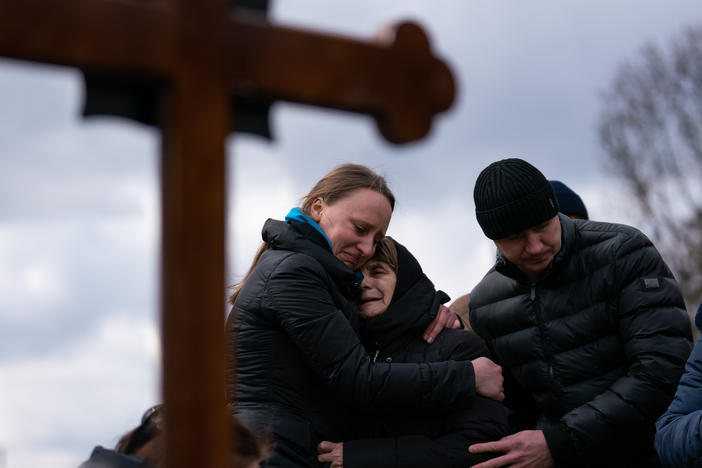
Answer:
[228,163,394,305]
[300,163,395,215]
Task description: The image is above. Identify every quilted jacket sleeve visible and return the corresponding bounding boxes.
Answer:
[265,253,477,410]
[544,229,693,467]
[342,330,510,468]
[343,398,509,468]
[655,330,702,468]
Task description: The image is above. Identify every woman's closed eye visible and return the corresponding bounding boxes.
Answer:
[354,224,368,235]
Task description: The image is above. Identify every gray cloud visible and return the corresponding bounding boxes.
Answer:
[1,1,701,466]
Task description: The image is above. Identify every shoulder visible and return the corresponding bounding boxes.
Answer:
[434,329,490,360]
[470,266,520,310]
[265,248,325,272]
[237,249,331,306]
[79,446,152,467]
[259,249,333,291]
[471,266,503,298]
[569,220,660,271]
[576,219,651,251]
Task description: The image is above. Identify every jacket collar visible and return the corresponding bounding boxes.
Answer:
[361,275,449,350]
[360,239,449,349]
[284,207,333,250]
[262,218,361,298]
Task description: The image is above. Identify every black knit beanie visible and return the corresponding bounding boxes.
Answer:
[474,158,559,239]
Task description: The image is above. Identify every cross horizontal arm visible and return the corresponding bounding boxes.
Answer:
[1,1,455,144]
[229,20,455,143]
[0,0,176,73]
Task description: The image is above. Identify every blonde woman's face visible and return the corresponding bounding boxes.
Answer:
[311,188,392,270]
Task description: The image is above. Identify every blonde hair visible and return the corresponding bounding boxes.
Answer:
[229,164,394,305]
[300,163,395,214]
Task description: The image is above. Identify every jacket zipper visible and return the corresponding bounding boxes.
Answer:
[372,342,380,363]
[531,283,557,385]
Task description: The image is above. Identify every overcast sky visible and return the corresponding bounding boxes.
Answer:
[1,1,701,466]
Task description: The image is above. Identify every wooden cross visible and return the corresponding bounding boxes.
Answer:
[0,1,455,466]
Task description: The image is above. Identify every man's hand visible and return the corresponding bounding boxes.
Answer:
[472,357,504,401]
[423,304,460,343]
[468,430,554,468]
[317,441,343,467]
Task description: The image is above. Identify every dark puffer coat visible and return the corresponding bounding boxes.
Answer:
[655,306,702,467]
[79,446,153,468]
[227,219,477,467]
[469,214,692,468]
[343,240,510,468]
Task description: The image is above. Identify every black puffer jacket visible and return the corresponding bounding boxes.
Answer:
[469,214,693,468]
[343,240,510,468]
[227,219,477,467]
[79,446,153,468]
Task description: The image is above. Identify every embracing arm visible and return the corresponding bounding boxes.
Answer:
[268,254,476,410]
[331,330,509,468]
[338,398,510,468]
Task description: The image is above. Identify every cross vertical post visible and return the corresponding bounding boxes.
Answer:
[159,2,230,466]
[0,2,456,466]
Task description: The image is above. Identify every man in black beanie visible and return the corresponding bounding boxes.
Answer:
[466,158,692,468]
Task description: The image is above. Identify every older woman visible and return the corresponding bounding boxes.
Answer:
[318,237,510,467]
[226,164,502,467]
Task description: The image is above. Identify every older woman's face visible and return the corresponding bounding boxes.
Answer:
[311,188,392,270]
[358,261,397,319]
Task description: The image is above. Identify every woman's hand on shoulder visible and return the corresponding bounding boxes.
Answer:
[423,305,461,343]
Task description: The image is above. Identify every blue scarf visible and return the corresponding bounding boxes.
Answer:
[284,207,364,285]
[285,207,333,250]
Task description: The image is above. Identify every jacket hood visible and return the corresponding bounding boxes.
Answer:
[389,239,425,304]
[360,239,449,348]
[262,218,361,299]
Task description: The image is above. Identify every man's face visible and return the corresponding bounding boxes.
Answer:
[494,215,562,282]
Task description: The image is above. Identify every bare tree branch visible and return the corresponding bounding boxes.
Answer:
[599,25,702,308]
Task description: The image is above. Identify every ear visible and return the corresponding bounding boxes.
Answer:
[309,197,325,222]
[493,240,503,255]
